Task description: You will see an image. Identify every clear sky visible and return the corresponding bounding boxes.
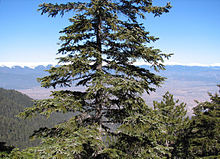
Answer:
[0,0,220,66]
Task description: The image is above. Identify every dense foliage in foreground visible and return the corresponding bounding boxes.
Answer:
[2,87,220,158]
[186,86,220,158]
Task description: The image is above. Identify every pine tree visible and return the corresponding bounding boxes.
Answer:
[186,85,220,158]
[17,0,172,158]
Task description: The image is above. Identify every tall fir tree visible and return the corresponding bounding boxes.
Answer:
[15,0,172,158]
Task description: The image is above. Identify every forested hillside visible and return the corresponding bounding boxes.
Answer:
[0,88,72,149]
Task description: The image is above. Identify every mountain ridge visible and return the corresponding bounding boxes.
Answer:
[1,64,219,89]
[1,62,220,68]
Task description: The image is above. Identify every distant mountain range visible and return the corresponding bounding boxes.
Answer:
[0,65,52,89]
[0,65,219,115]
[1,65,219,89]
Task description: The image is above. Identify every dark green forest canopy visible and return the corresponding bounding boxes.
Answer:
[0,88,37,149]
[0,88,72,150]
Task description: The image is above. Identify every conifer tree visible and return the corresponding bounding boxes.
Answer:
[17,0,172,158]
[186,85,220,158]
[153,92,190,158]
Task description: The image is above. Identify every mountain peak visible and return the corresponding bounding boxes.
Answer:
[0,62,56,69]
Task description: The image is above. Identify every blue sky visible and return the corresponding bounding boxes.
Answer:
[0,0,220,66]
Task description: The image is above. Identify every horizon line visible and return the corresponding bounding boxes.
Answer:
[0,62,220,68]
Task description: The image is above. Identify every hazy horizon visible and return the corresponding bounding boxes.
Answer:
[1,61,220,69]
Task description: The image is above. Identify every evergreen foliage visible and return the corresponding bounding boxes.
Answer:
[153,92,190,158]
[0,88,37,148]
[0,88,72,149]
[15,0,173,158]
[0,142,14,158]
[186,85,220,158]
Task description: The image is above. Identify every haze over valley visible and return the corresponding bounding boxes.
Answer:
[1,64,219,116]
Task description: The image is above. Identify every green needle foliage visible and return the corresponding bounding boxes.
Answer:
[153,92,190,158]
[186,85,220,158]
[16,0,172,158]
